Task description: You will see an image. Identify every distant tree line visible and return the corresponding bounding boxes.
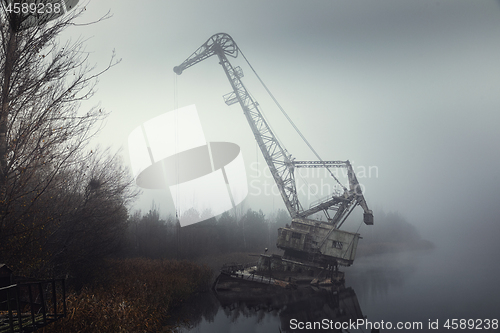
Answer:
[120,206,434,262]
[121,205,291,261]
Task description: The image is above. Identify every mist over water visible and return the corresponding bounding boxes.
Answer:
[170,214,499,332]
[347,247,499,330]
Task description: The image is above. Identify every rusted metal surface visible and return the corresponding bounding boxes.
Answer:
[277,217,360,266]
[256,254,346,285]
[215,252,349,295]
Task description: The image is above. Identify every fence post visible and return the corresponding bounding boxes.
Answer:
[15,284,23,331]
[62,279,67,317]
[6,287,14,333]
[28,284,36,329]
[51,280,57,318]
[38,282,47,324]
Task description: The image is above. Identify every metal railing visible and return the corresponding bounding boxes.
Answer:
[0,279,66,333]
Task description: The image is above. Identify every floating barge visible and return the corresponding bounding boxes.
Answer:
[213,252,347,294]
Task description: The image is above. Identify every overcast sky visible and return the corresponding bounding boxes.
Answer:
[61,0,500,250]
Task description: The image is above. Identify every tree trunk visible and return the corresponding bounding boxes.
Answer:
[0,26,17,229]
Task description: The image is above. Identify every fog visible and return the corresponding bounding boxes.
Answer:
[65,0,500,317]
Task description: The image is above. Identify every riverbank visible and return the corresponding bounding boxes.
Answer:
[42,258,212,333]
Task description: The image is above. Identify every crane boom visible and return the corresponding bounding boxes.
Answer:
[173,33,238,75]
[175,33,302,217]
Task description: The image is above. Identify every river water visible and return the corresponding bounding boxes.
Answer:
[169,242,499,332]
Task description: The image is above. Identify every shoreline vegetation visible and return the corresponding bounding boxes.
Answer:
[42,258,212,333]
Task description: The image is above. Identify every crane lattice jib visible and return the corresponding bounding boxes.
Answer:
[174,33,302,217]
[173,33,373,225]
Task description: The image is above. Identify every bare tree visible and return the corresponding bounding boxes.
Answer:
[0,2,133,276]
[44,148,139,280]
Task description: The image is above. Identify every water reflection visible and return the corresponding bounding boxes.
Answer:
[273,287,363,332]
[170,284,365,332]
[344,252,418,301]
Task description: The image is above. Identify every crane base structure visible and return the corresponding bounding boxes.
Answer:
[277,217,360,267]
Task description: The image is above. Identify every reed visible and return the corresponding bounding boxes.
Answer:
[43,258,213,333]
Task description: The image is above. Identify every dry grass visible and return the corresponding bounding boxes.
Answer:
[43,258,212,333]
